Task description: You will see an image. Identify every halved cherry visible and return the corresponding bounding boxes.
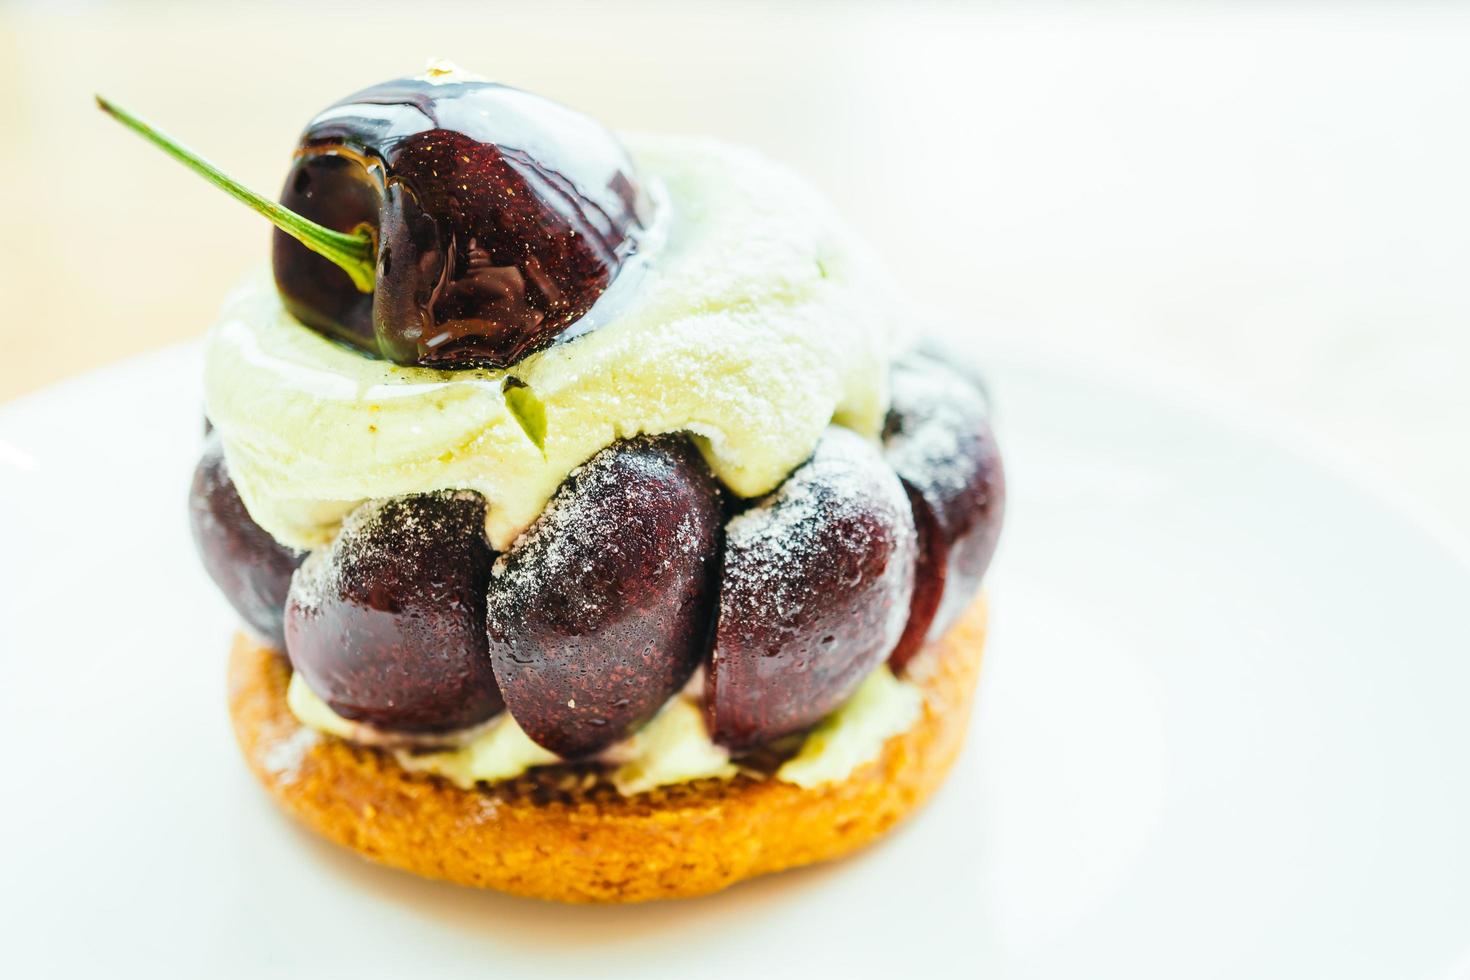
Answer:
[188,436,303,650]
[486,436,723,758]
[706,427,917,751]
[284,491,503,733]
[883,353,1005,670]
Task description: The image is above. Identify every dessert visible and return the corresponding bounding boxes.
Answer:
[104,62,1006,902]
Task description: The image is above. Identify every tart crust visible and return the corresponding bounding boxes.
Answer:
[228,596,988,903]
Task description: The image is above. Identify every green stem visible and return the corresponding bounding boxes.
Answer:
[96,95,376,292]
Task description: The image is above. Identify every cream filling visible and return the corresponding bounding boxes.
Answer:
[775,665,924,788]
[286,664,922,795]
[205,135,902,552]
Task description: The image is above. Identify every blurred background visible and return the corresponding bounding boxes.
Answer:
[2,0,1467,534]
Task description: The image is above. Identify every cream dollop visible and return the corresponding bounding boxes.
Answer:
[776,665,923,788]
[205,135,901,551]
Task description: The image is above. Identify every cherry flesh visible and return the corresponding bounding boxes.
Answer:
[274,75,646,369]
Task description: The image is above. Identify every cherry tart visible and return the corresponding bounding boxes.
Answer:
[190,353,1004,758]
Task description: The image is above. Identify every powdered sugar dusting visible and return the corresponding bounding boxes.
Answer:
[262,726,320,785]
[723,426,913,623]
[883,359,992,500]
[290,489,486,612]
[488,438,708,621]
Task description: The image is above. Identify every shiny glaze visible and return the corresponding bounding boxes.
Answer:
[273,74,649,369]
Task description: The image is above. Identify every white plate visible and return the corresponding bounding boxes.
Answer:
[3,345,1469,979]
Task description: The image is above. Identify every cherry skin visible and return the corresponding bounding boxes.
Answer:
[485,436,723,759]
[274,71,647,369]
[284,491,504,733]
[188,436,304,650]
[706,427,917,751]
[882,353,1005,671]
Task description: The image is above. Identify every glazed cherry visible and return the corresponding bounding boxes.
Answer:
[284,491,504,733]
[188,436,304,650]
[883,353,1005,670]
[485,436,723,758]
[274,70,646,368]
[98,66,647,370]
[706,427,917,751]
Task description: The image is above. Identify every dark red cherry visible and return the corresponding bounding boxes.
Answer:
[485,436,722,758]
[284,491,504,733]
[706,427,917,751]
[883,353,1005,671]
[274,72,647,368]
[189,436,304,650]
[98,74,644,370]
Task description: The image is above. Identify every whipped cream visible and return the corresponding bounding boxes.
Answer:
[776,665,923,788]
[205,135,902,551]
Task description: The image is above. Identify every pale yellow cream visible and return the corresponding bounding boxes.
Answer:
[287,666,923,794]
[602,697,738,795]
[776,665,924,789]
[205,136,901,551]
[395,717,561,789]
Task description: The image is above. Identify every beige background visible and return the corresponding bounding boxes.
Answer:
[3,0,1468,534]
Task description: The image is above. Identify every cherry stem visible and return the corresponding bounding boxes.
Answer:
[96,95,376,293]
